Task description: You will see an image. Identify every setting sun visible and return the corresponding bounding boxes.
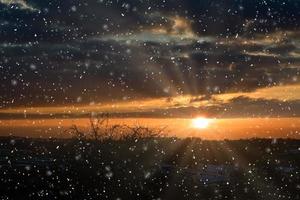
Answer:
[192,117,211,129]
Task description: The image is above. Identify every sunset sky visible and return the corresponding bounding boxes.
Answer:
[0,0,300,139]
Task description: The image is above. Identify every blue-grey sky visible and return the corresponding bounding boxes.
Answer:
[1,0,300,118]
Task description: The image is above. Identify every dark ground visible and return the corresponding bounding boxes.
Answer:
[0,136,299,200]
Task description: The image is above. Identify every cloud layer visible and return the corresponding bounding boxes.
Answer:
[1,0,300,118]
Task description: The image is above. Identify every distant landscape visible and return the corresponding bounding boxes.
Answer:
[0,128,299,199]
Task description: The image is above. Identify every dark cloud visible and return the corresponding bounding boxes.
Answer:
[2,96,300,119]
[133,96,300,118]
[215,96,300,118]
[1,0,300,110]
[1,0,300,41]
[139,96,300,118]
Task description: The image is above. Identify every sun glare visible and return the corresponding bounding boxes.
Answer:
[192,117,211,129]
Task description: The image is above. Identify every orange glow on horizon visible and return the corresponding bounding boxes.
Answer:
[0,117,299,140]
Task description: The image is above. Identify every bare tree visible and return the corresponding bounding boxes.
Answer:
[65,124,86,140]
[89,113,109,140]
[66,113,167,141]
[121,125,167,140]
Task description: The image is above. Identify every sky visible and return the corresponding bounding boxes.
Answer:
[0,0,300,138]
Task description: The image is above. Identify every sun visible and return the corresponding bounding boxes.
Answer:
[192,117,211,129]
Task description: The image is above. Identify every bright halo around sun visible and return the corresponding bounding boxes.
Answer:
[192,117,211,129]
